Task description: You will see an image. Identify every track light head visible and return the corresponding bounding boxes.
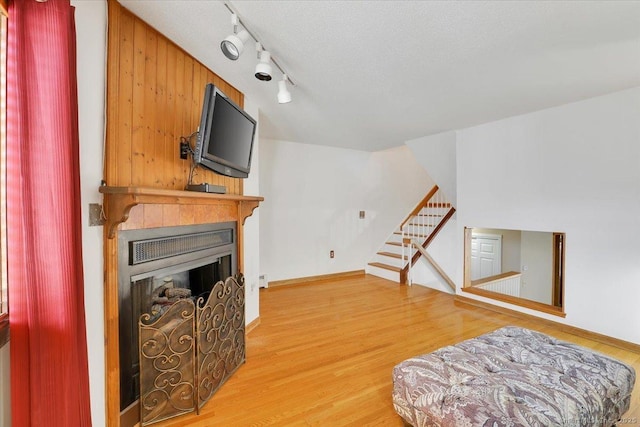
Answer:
[221,29,250,60]
[220,7,295,104]
[255,50,273,81]
[277,75,292,104]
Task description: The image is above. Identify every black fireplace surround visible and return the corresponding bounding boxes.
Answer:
[117,222,237,412]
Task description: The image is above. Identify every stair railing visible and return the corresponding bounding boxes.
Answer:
[400,186,455,286]
[400,185,438,280]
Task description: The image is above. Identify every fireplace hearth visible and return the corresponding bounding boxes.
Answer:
[118,222,237,417]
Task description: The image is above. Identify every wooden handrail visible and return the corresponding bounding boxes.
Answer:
[400,206,456,284]
[470,271,521,287]
[400,185,439,228]
[409,239,456,292]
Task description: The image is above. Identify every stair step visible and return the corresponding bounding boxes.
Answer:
[416,214,443,217]
[386,241,403,247]
[367,262,401,273]
[377,251,407,260]
[394,232,427,238]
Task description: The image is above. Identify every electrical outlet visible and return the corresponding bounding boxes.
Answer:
[259,274,268,288]
[330,250,335,258]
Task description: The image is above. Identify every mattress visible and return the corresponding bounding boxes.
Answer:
[392,326,636,427]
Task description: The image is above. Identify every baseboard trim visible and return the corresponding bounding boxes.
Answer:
[246,317,260,334]
[268,270,365,288]
[454,295,640,354]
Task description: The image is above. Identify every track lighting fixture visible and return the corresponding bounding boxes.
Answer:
[221,14,250,60]
[277,75,292,104]
[255,47,273,81]
[221,3,295,104]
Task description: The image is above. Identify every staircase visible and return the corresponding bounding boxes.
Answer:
[366,185,455,285]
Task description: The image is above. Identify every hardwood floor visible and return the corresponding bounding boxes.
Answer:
[155,274,640,426]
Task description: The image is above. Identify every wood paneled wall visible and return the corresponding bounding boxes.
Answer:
[106,0,244,195]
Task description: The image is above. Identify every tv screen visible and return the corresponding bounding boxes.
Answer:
[193,84,257,179]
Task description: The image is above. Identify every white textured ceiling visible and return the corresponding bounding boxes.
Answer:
[118,0,640,152]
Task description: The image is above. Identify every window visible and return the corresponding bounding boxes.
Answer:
[1,8,8,346]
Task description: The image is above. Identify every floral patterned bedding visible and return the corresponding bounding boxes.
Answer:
[392,326,635,427]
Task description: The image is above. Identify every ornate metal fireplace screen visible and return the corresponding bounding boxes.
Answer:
[138,274,246,426]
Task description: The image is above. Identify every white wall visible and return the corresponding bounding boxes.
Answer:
[74,1,108,426]
[0,343,9,427]
[406,130,457,206]
[520,231,553,305]
[242,99,260,325]
[259,141,433,282]
[456,86,640,344]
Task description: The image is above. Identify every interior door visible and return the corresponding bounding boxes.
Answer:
[471,234,502,280]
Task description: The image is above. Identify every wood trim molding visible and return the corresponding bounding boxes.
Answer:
[268,270,365,288]
[246,317,260,334]
[0,315,8,348]
[454,294,640,354]
[461,286,566,318]
[462,227,567,320]
[463,227,472,288]
[470,271,521,287]
[99,186,263,238]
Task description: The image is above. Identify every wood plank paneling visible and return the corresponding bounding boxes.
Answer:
[106,1,244,194]
[155,35,168,187]
[115,11,134,186]
[174,48,188,188]
[143,28,158,187]
[131,19,146,186]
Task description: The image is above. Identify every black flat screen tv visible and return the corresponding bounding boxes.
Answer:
[193,83,257,179]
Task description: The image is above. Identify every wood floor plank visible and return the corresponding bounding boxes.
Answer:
[154,274,640,427]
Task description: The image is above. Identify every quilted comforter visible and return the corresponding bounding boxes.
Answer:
[392,326,635,427]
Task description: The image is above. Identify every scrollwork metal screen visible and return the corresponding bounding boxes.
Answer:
[139,300,196,425]
[138,275,245,425]
[197,274,246,408]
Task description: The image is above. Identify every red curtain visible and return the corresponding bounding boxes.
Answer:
[6,0,92,425]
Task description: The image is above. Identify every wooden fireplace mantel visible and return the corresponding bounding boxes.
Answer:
[99,186,264,239]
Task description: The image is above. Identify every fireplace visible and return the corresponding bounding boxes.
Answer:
[117,222,237,414]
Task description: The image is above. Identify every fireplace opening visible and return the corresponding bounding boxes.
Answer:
[118,222,237,413]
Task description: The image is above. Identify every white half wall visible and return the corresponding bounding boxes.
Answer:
[259,140,433,282]
[74,1,107,426]
[456,86,640,345]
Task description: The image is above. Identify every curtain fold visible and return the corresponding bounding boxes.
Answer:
[7,0,92,425]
